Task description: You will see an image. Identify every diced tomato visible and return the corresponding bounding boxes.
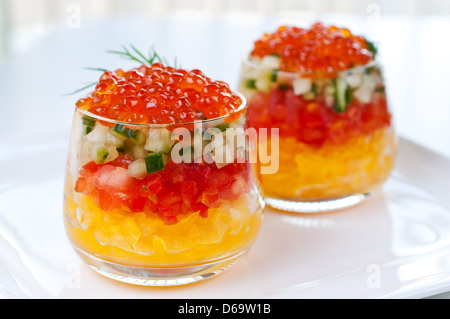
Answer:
[82,161,100,172]
[93,166,135,192]
[247,87,391,146]
[128,196,147,213]
[138,174,163,197]
[194,202,209,218]
[109,153,134,169]
[74,158,250,224]
[74,176,88,193]
[204,169,235,195]
[180,180,198,210]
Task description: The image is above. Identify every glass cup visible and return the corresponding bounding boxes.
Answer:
[238,58,397,213]
[63,94,264,286]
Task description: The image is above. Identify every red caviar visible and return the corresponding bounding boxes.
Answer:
[76,63,242,124]
[250,22,374,74]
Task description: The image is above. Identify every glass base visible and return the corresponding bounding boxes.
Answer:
[74,247,248,287]
[265,192,373,214]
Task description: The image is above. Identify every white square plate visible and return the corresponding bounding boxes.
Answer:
[0,132,449,299]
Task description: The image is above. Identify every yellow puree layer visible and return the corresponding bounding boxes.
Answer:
[64,188,262,267]
[260,127,396,200]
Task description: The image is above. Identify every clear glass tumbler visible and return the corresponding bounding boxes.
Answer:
[63,94,264,286]
[238,58,397,213]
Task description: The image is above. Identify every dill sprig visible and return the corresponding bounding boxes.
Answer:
[107,45,180,68]
[62,82,97,97]
[64,45,180,96]
[84,67,109,72]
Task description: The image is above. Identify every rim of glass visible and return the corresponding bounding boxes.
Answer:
[242,55,380,78]
[76,90,247,128]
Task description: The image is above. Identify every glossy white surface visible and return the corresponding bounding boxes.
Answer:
[0,133,449,299]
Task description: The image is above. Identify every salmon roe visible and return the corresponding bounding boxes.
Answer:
[76,63,243,124]
[250,22,374,74]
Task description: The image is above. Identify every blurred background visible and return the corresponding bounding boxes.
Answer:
[0,0,449,158]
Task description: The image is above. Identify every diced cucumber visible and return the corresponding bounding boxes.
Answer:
[246,67,278,93]
[106,129,127,147]
[293,77,312,96]
[375,86,385,93]
[111,125,147,148]
[82,115,96,127]
[229,114,246,129]
[362,73,378,90]
[365,39,378,58]
[128,159,148,180]
[112,124,138,139]
[255,77,271,92]
[312,83,320,95]
[87,143,109,165]
[303,91,316,100]
[144,128,174,153]
[122,139,148,160]
[325,84,336,95]
[82,116,96,135]
[354,86,373,104]
[96,147,109,164]
[269,69,278,82]
[145,152,167,174]
[83,122,125,159]
[84,123,108,143]
[260,55,281,69]
[215,122,229,132]
[244,79,257,89]
[133,130,147,145]
[225,127,247,163]
[346,73,363,88]
[192,129,205,162]
[180,145,193,160]
[276,71,294,87]
[353,74,377,104]
[132,144,149,160]
[334,78,351,113]
[213,142,233,169]
[324,84,336,107]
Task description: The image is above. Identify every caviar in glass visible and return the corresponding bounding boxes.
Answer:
[238,24,397,213]
[63,63,264,286]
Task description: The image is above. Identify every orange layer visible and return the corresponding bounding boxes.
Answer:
[63,186,262,267]
[260,127,396,200]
